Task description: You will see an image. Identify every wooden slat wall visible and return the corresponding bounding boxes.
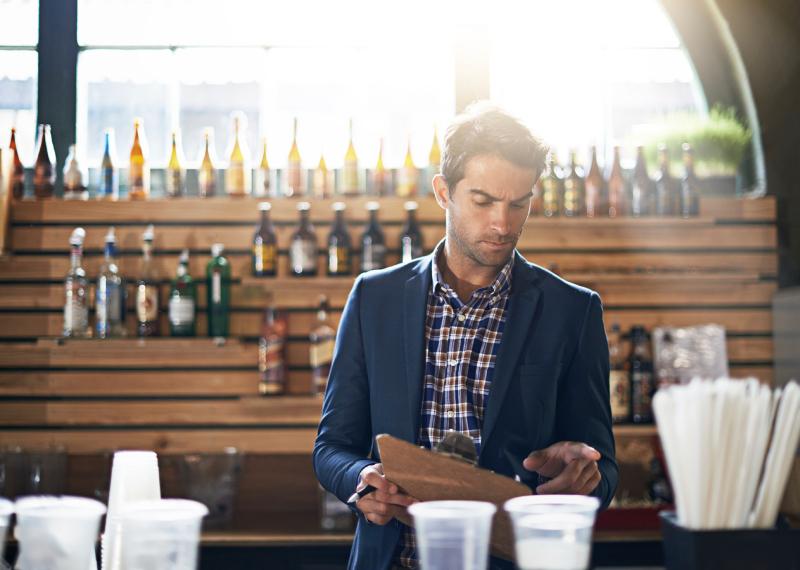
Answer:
[0,195,778,529]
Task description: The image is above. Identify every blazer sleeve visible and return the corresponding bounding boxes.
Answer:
[556,291,618,509]
[313,275,376,504]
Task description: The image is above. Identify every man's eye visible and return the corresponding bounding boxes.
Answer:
[511,202,527,209]
[475,201,491,207]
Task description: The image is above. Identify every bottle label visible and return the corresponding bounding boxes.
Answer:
[609,370,630,421]
[310,338,335,369]
[362,243,386,272]
[169,297,195,326]
[227,162,245,194]
[632,370,654,418]
[97,283,122,325]
[342,163,359,194]
[401,238,423,263]
[328,246,350,274]
[167,170,183,196]
[396,168,417,197]
[198,168,216,197]
[136,284,159,322]
[291,240,317,272]
[129,163,144,193]
[101,167,115,196]
[286,163,302,195]
[258,334,287,395]
[64,299,88,334]
[212,271,222,304]
[253,244,277,274]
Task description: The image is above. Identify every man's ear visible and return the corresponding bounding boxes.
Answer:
[432,174,450,210]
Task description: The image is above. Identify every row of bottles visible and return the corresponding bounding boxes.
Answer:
[536,145,700,218]
[252,200,424,277]
[7,116,441,200]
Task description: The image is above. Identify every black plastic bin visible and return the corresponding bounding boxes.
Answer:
[660,511,800,570]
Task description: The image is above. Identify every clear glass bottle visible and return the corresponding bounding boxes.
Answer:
[654,145,677,216]
[680,143,700,218]
[168,250,196,337]
[165,130,186,198]
[310,295,336,396]
[136,225,160,337]
[607,146,626,217]
[99,128,119,200]
[341,118,359,195]
[96,227,126,339]
[584,146,604,218]
[290,202,318,277]
[371,137,388,196]
[62,144,88,200]
[313,154,331,199]
[327,202,352,276]
[630,146,652,217]
[400,201,424,263]
[361,201,386,272]
[63,227,89,338]
[258,305,288,396]
[206,243,231,338]
[252,202,278,277]
[629,325,655,424]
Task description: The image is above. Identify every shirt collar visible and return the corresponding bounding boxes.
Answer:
[430,239,514,302]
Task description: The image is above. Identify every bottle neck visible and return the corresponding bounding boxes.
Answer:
[70,245,83,270]
[142,242,152,261]
[177,262,187,278]
[104,242,116,262]
[299,211,311,230]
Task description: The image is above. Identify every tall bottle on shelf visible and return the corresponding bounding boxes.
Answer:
[313,154,330,199]
[584,146,604,218]
[361,201,386,272]
[654,145,677,216]
[33,124,56,199]
[96,227,126,339]
[310,295,336,396]
[608,323,630,424]
[198,128,217,198]
[286,117,303,197]
[63,227,89,338]
[99,128,119,200]
[165,130,186,198]
[541,152,562,217]
[257,137,271,197]
[168,250,196,337]
[400,201,424,263]
[424,127,441,196]
[680,143,700,218]
[128,119,150,200]
[136,225,159,337]
[607,146,626,217]
[630,146,652,217]
[395,139,417,198]
[341,118,359,195]
[563,150,585,217]
[327,202,352,277]
[290,202,318,277]
[252,202,278,277]
[62,145,88,200]
[372,137,388,196]
[259,302,288,396]
[629,325,655,424]
[9,127,25,199]
[225,112,250,197]
[206,243,231,338]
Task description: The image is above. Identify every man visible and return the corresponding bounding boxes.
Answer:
[313,103,617,570]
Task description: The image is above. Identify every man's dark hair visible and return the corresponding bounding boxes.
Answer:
[440,101,549,192]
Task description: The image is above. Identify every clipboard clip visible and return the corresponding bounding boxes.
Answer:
[434,431,478,465]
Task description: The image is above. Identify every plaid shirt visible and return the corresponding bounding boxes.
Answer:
[395,241,513,568]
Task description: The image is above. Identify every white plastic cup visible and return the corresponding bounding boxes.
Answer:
[119,499,208,570]
[408,500,496,570]
[504,495,600,570]
[0,497,13,562]
[14,495,106,570]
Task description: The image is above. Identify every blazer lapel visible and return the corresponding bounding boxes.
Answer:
[480,253,541,455]
[402,255,433,443]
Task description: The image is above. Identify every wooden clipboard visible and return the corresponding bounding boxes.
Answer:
[376,434,532,561]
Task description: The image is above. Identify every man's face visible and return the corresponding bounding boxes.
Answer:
[434,153,536,269]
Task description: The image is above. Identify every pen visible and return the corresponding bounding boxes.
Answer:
[347,484,376,504]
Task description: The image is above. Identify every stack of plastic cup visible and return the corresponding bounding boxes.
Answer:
[102,451,161,570]
[119,499,208,570]
[408,500,496,570]
[14,496,106,570]
[504,495,600,570]
[0,497,13,564]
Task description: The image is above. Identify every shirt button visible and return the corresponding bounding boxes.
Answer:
[457,313,466,322]
[449,358,458,367]
[447,410,455,418]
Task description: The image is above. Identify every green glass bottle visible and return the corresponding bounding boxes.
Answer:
[168,249,196,337]
[206,243,231,338]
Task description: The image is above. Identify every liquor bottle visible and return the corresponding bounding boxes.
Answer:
[63,227,89,338]
[96,227,126,339]
[136,225,159,337]
[562,150,585,217]
[372,137,388,196]
[608,323,630,424]
[341,118,359,195]
[206,243,231,338]
[629,325,655,424]
[33,124,56,199]
[99,128,119,200]
[257,137,271,197]
[258,305,288,396]
[128,119,150,200]
[286,117,302,197]
[168,250,196,337]
[9,127,25,199]
[630,146,652,217]
[680,143,700,218]
[165,130,185,198]
[361,201,386,272]
[62,145,88,200]
[541,152,562,217]
[655,330,679,389]
[584,146,604,218]
[290,202,318,277]
[252,202,277,277]
[310,295,336,396]
[225,112,250,197]
[400,200,424,263]
[327,202,352,276]
[424,127,441,196]
[395,139,417,197]
[313,154,330,199]
[607,146,626,217]
[198,128,217,198]
[654,145,677,216]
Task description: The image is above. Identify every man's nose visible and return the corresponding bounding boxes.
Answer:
[490,205,512,236]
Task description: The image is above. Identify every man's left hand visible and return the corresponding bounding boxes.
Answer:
[523,441,601,495]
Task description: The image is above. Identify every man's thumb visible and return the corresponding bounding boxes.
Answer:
[523,449,548,471]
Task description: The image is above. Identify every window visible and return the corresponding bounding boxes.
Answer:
[0,0,39,162]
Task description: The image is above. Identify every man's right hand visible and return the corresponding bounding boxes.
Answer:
[355,463,417,525]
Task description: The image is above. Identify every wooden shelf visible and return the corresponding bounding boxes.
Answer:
[613,425,658,437]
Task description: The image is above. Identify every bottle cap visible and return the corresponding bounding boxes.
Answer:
[366,201,380,211]
[404,201,418,211]
[332,202,346,211]
[179,249,190,264]
[69,227,86,247]
[258,202,272,211]
[143,225,155,242]
[211,243,224,257]
[297,201,311,211]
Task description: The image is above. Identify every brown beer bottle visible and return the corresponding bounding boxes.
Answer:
[607,146,626,217]
[584,146,604,218]
[9,128,25,199]
[33,124,56,199]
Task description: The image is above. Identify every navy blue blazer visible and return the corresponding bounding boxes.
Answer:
[313,250,618,570]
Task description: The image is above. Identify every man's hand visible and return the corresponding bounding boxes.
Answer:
[523,441,602,495]
[355,463,417,525]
